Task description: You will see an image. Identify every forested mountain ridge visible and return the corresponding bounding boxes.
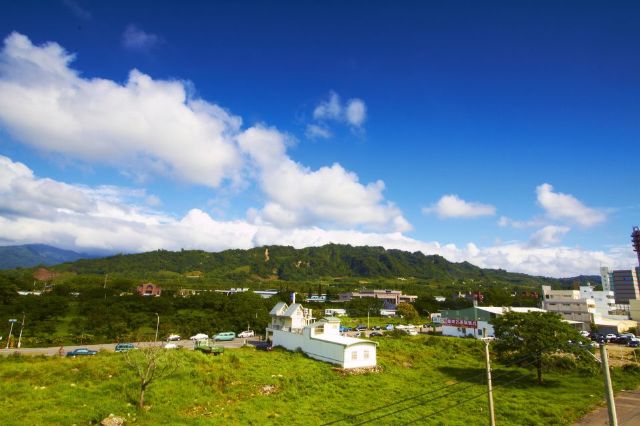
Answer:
[0,244,94,269]
[55,244,565,287]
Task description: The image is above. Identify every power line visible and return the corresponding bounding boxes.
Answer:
[398,367,536,425]
[323,351,539,426]
[352,355,540,425]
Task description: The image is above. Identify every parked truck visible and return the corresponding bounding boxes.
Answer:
[194,339,224,355]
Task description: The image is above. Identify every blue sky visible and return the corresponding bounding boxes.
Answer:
[0,1,638,276]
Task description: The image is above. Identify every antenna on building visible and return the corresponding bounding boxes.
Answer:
[632,226,640,267]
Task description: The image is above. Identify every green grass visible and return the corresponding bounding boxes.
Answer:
[0,336,638,425]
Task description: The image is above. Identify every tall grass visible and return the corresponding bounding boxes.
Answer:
[0,336,638,425]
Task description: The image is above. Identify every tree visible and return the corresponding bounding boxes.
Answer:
[491,311,584,384]
[396,302,420,322]
[124,345,181,409]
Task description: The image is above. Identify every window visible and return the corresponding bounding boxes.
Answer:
[364,350,370,360]
[351,351,358,360]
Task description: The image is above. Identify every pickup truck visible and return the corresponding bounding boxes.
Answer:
[194,339,224,355]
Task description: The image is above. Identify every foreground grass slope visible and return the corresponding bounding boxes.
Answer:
[1,336,638,425]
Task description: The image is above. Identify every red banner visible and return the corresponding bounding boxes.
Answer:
[443,319,477,328]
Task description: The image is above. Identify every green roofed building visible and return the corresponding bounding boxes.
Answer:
[441,306,546,339]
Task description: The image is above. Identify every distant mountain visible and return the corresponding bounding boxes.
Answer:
[0,244,98,269]
[558,275,601,288]
[56,244,565,288]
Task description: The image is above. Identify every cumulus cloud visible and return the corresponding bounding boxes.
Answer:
[1,155,633,276]
[423,195,496,219]
[0,33,408,234]
[0,32,242,188]
[310,91,367,134]
[536,183,606,227]
[529,225,570,246]
[238,126,410,232]
[122,24,160,52]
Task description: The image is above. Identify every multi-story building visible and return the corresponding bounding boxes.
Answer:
[612,268,640,304]
[579,285,616,317]
[338,289,417,307]
[600,266,613,292]
[541,286,595,329]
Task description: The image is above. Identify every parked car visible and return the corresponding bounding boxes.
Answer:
[372,326,381,331]
[627,339,640,348]
[115,343,136,352]
[238,330,255,338]
[385,324,395,331]
[339,326,352,333]
[369,331,383,337]
[67,348,97,357]
[190,333,209,341]
[355,325,368,331]
[213,332,236,341]
[605,333,618,341]
[579,330,590,338]
[167,334,181,341]
[163,342,178,349]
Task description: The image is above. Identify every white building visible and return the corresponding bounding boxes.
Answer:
[579,285,616,317]
[266,302,377,369]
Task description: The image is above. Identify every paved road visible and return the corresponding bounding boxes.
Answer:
[574,389,640,426]
[0,337,259,357]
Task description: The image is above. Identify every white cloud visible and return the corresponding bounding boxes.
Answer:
[536,183,606,227]
[1,154,634,277]
[313,91,342,120]
[529,225,570,246]
[238,126,410,232]
[122,25,160,52]
[498,216,545,228]
[423,194,496,219]
[345,99,366,127]
[305,124,332,139]
[0,32,243,188]
[310,91,367,133]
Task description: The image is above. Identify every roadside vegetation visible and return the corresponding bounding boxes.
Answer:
[1,335,638,425]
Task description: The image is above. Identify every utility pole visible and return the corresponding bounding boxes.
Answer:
[103,274,108,301]
[17,313,25,348]
[484,338,496,426]
[155,313,160,343]
[600,344,618,426]
[6,319,17,349]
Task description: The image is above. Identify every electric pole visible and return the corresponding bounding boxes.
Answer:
[17,313,25,348]
[484,338,496,426]
[600,344,618,426]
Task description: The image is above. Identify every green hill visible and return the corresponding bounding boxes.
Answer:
[55,244,562,287]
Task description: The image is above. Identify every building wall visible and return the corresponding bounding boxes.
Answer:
[442,320,493,339]
[579,286,615,317]
[630,300,640,322]
[272,325,377,368]
[612,269,640,304]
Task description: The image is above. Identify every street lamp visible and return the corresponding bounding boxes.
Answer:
[154,313,160,342]
[6,318,17,349]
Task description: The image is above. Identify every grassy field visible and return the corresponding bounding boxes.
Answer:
[1,336,639,425]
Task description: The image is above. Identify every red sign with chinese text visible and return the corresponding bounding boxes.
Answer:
[443,319,477,328]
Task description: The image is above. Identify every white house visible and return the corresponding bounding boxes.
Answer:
[266,302,377,369]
